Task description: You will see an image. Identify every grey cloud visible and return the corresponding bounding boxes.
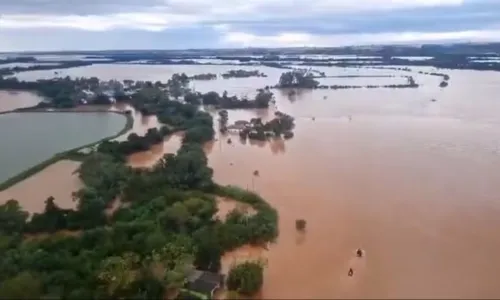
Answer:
[0,0,163,15]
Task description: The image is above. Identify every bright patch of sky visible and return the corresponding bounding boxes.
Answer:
[0,0,499,51]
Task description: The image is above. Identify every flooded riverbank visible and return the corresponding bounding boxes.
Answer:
[0,160,82,213]
[5,65,500,297]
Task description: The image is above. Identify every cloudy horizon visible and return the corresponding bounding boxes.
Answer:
[1,0,500,51]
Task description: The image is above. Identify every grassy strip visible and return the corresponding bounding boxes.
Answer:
[0,111,133,192]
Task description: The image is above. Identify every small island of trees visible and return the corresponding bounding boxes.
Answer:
[190,73,217,80]
[277,69,320,88]
[237,111,295,141]
[275,70,419,90]
[184,89,273,109]
[221,69,267,79]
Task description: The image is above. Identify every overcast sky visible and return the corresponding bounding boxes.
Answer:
[1,0,500,51]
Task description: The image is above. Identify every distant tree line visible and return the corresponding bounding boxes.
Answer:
[221,69,267,79]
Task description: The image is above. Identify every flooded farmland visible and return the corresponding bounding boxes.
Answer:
[0,90,43,112]
[0,111,127,210]
[5,63,500,298]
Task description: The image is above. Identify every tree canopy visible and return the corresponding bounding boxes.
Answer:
[226,261,265,296]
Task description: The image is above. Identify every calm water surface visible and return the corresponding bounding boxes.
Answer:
[11,65,500,298]
[0,112,126,184]
[0,90,43,112]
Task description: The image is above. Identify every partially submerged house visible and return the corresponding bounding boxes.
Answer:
[183,270,225,299]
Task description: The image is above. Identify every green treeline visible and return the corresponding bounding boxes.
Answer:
[0,74,277,299]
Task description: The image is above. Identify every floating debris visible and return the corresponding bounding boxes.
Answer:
[356,248,363,258]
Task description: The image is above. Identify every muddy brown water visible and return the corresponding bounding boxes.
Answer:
[0,160,82,213]
[0,90,43,112]
[5,65,500,298]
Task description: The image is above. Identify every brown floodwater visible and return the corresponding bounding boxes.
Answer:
[0,160,82,213]
[8,65,500,298]
[0,90,43,112]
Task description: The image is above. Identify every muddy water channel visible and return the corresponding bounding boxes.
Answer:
[9,65,500,298]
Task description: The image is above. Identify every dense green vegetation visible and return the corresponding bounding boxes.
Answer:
[0,150,277,298]
[238,112,295,141]
[0,82,278,298]
[278,70,319,88]
[226,261,265,296]
[183,89,273,109]
[98,127,171,160]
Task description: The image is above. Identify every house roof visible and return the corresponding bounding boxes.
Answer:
[186,270,224,295]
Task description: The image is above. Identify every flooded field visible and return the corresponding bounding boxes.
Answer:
[0,111,126,184]
[5,64,500,298]
[0,90,43,112]
[0,159,82,213]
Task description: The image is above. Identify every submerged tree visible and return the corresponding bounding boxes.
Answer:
[278,70,319,88]
[295,219,306,231]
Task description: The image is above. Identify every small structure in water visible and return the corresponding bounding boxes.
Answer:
[348,268,354,277]
[356,248,363,258]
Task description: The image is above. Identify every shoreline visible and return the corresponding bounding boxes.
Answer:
[0,107,134,191]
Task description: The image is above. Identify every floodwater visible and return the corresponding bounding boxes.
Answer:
[0,90,43,112]
[0,160,82,213]
[9,65,500,298]
[0,112,126,187]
